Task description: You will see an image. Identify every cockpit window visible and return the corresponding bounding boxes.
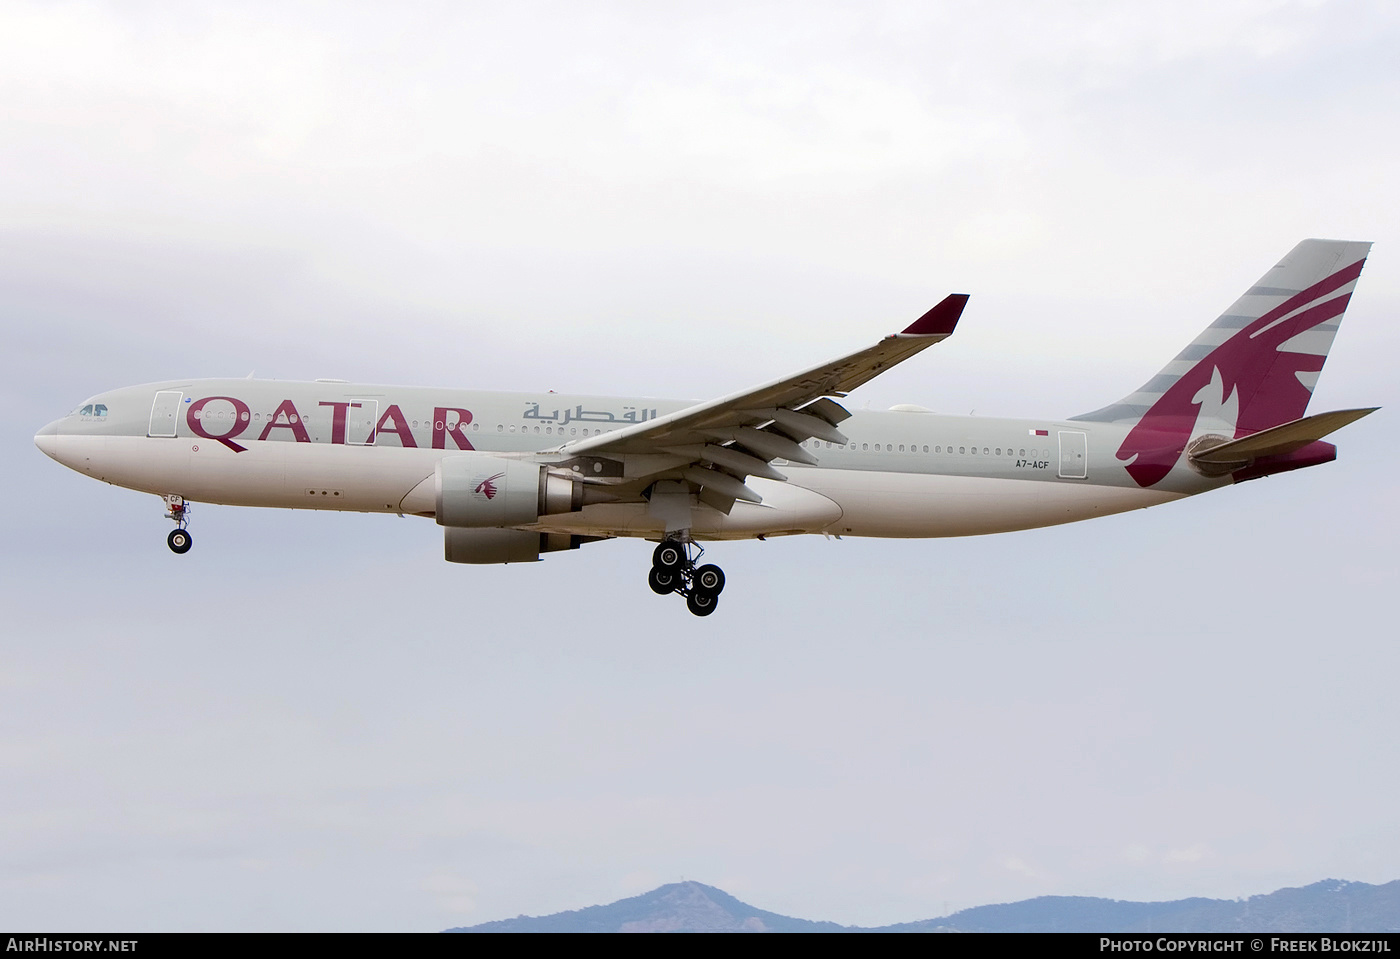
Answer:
[93,404,108,417]
[72,403,108,418]
[78,405,93,416]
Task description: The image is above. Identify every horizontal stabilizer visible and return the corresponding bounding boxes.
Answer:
[1190,407,1378,465]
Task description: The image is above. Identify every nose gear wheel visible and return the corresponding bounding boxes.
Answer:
[163,494,193,554]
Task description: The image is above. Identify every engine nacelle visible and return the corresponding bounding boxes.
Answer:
[435,453,583,528]
[443,528,590,564]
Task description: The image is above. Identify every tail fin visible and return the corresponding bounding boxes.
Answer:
[1071,239,1372,487]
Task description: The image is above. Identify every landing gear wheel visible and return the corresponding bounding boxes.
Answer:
[648,567,679,595]
[686,590,718,617]
[645,537,722,615]
[167,529,193,554]
[694,564,725,594]
[653,540,686,570]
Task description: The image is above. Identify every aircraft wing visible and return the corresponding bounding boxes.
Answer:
[550,294,968,509]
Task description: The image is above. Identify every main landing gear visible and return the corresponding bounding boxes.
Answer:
[163,494,192,554]
[648,538,726,617]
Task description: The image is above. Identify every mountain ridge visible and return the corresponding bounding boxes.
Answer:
[445,878,1400,933]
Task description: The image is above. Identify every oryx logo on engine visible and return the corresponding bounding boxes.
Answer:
[474,472,505,500]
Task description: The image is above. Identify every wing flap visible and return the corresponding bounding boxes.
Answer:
[680,466,764,504]
[798,397,852,426]
[664,443,789,481]
[698,426,819,465]
[742,406,850,444]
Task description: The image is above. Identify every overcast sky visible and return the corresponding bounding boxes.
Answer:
[3,0,1399,932]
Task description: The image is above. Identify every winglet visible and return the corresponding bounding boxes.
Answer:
[901,294,969,336]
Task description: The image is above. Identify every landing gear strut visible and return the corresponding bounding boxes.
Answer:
[164,494,193,554]
[648,538,725,616]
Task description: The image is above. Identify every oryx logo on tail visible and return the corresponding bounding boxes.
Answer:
[1070,240,1372,487]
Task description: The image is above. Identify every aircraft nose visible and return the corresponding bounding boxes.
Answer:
[34,418,62,458]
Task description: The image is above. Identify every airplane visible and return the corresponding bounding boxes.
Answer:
[34,239,1377,616]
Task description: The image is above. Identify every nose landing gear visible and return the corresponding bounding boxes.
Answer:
[163,494,193,554]
[649,539,725,616]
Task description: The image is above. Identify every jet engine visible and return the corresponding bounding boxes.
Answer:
[435,453,584,528]
[443,528,592,564]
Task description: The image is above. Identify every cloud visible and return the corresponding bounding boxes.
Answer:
[1164,844,1215,865]
[421,873,479,916]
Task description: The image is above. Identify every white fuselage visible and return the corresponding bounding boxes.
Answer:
[35,378,1210,542]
